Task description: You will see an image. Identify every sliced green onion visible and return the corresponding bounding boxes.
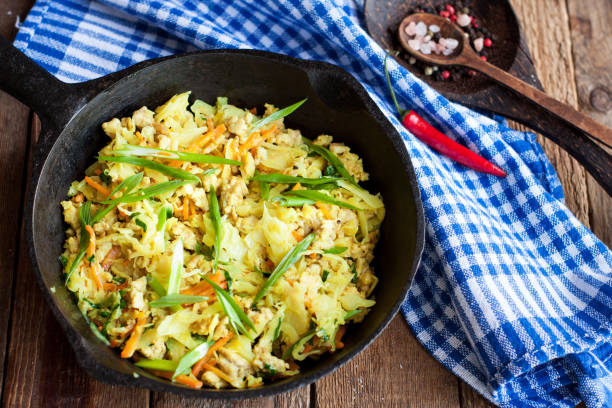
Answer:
[254,170,269,200]
[114,144,242,166]
[147,275,166,297]
[344,309,362,320]
[337,179,384,209]
[351,262,358,283]
[205,277,255,337]
[252,233,315,307]
[323,246,347,254]
[250,173,341,186]
[65,202,93,284]
[150,294,208,308]
[272,317,283,342]
[99,155,200,182]
[99,180,195,205]
[304,141,357,185]
[270,195,316,207]
[250,99,307,134]
[208,186,222,273]
[167,239,183,295]
[134,218,147,232]
[283,329,315,360]
[172,341,212,379]
[134,359,178,372]
[106,172,144,202]
[157,204,173,231]
[283,190,361,210]
[322,270,330,282]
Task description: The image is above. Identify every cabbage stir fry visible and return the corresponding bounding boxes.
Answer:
[59,92,385,389]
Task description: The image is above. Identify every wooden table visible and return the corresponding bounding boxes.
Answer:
[0,0,609,406]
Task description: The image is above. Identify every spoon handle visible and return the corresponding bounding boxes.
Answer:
[465,57,612,195]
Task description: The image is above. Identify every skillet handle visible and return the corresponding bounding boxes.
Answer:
[0,36,83,129]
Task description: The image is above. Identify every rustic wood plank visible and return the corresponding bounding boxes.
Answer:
[152,386,310,408]
[508,0,590,226]
[316,316,461,408]
[566,0,612,247]
[0,0,38,400]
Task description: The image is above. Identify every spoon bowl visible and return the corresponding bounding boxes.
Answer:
[398,13,470,64]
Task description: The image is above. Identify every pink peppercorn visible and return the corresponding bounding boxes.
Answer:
[483,38,492,47]
[450,14,457,22]
[468,70,477,76]
[480,55,487,61]
[440,10,450,18]
[442,70,451,79]
[445,4,455,14]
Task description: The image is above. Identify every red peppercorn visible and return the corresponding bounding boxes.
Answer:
[450,14,457,22]
[483,38,492,47]
[480,55,487,61]
[468,70,477,76]
[445,4,455,14]
[440,10,450,18]
[472,20,479,28]
[442,70,451,79]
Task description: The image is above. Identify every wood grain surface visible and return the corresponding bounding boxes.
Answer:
[0,0,609,406]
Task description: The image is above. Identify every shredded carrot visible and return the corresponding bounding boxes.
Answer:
[187,124,227,153]
[72,192,84,203]
[315,202,333,220]
[149,370,203,389]
[181,272,226,296]
[239,123,278,154]
[121,312,146,359]
[202,125,226,150]
[199,362,234,386]
[84,176,111,197]
[192,333,234,376]
[288,361,300,371]
[190,198,196,217]
[93,169,102,175]
[309,253,317,259]
[136,131,145,144]
[84,225,103,289]
[265,259,275,270]
[122,259,130,266]
[335,326,347,350]
[286,279,294,287]
[249,107,257,114]
[291,230,303,242]
[302,343,314,354]
[291,182,301,191]
[183,196,189,220]
[101,245,121,270]
[110,339,120,348]
[172,202,182,217]
[103,280,128,292]
[206,118,214,129]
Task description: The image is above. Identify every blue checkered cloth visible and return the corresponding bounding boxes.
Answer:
[13,0,612,406]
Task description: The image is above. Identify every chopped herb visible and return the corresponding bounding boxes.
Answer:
[58,255,68,268]
[351,262,358,283]
[195,242,213,260]
[99,169,112,184]
[112,144,241,166]
[150,294,208,308]
[99,310,111,318]
[134,218,147,232]
[191,333,207,342]
[252,233,315,307]
[254,266,270,277]
[283,190,361,210]
[304,140,357,185]
[249,99,307,134]
[250,173,341,186]
[119,297,127,309]
[323,246,347,255]
[322,270,330,282]
[224,270,233,293]
[112,276,126,284]
[270,195,316,207]
[272,317,283,342]
[87,254,95,264]
[344,309,362,320]
[99,155,201,182]
[173,341,212,379]
[205,277,255,337]
[324,165,339,177]
[167,239,183,295]
[208,186,222,273]
[129,211,141,219]
[263,363,277,377]
[135,359,178,372]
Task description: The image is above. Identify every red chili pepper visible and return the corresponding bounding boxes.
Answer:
[384,56,507,177]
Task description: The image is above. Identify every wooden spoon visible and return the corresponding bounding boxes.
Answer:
[398,13,612,149]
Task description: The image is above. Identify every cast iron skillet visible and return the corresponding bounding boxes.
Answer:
[0,37,424,398]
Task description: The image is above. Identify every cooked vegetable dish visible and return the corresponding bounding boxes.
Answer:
[60,92,385,389]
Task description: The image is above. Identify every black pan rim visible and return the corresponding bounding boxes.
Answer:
[25,48,425,399]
